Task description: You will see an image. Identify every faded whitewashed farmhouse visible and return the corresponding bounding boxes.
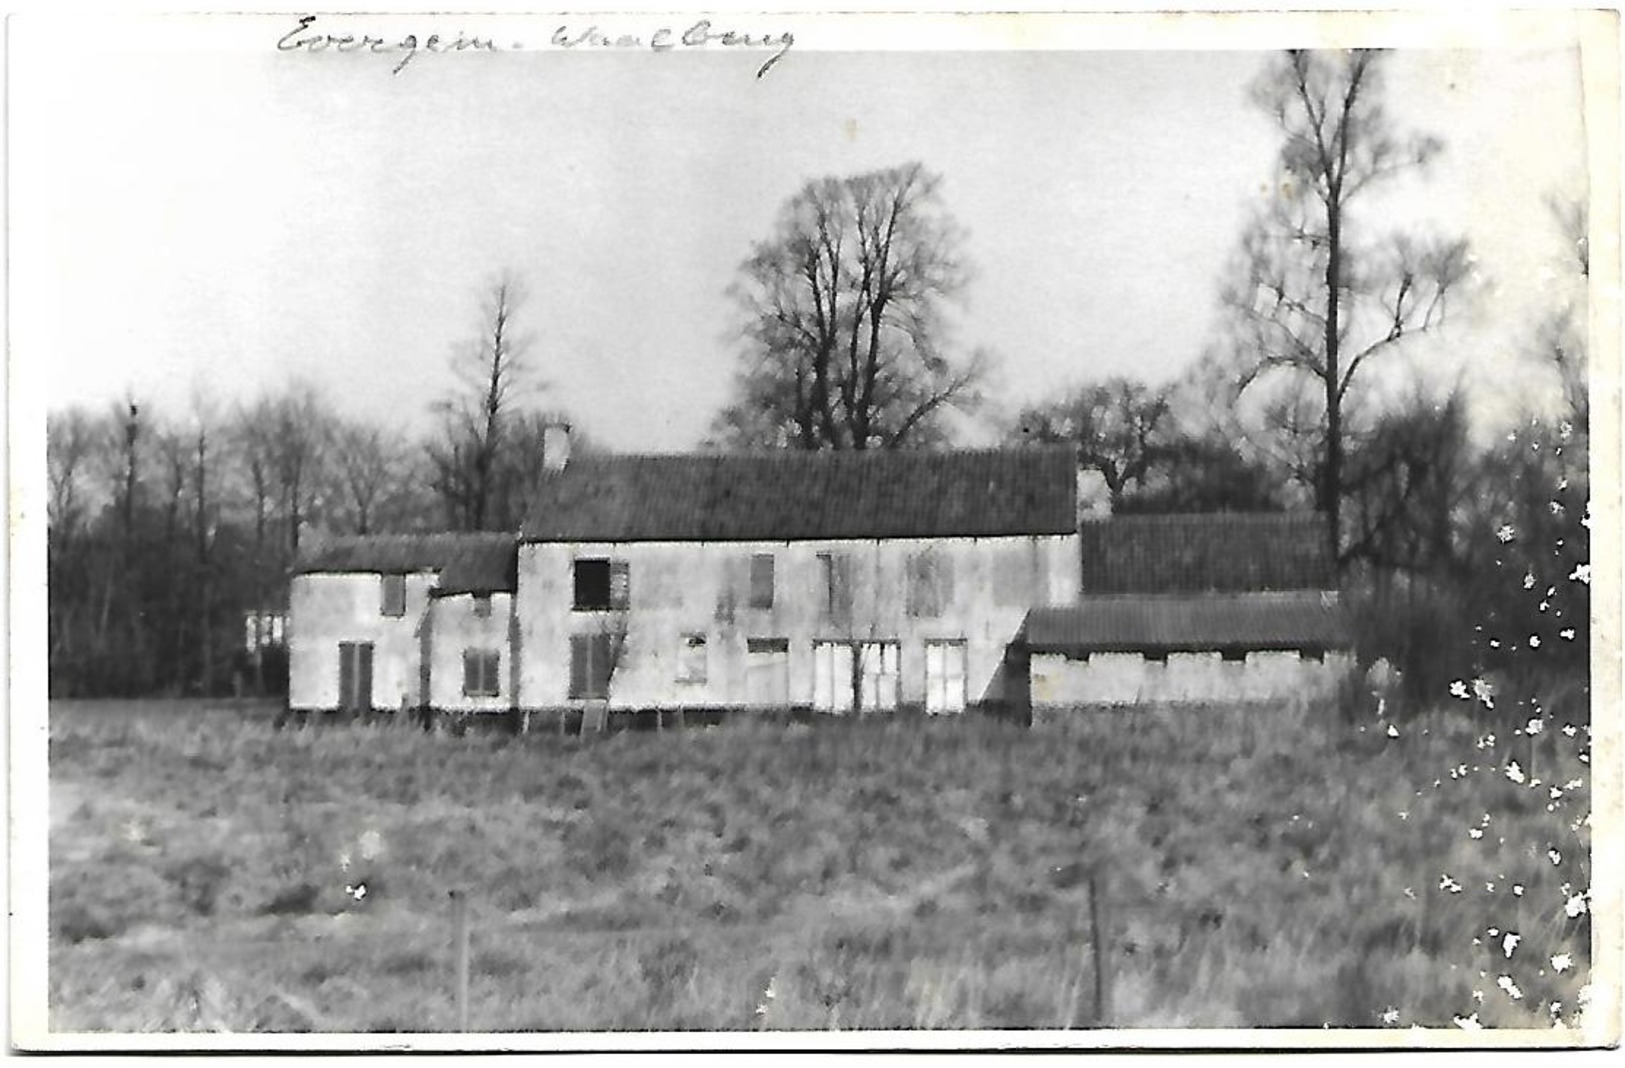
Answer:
[1026,513,1354,709]
[288,444,1082,720]
[287,440,1354,723]
[514,447,1081,717]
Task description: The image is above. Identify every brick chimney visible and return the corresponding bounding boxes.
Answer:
[543,422,572,471]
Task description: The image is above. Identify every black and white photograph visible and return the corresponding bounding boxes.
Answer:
[9,5,1620,1052]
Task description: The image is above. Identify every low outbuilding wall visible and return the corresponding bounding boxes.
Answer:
[1029,649,1355,708]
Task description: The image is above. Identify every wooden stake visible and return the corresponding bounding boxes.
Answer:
[450,889,470,1032]
[1088,869,1110,1027]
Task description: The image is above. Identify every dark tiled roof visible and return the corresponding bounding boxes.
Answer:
[1079,512,1333,594]
[1023,592,1353,654]
[521,448,1078,542]
[294,533,517,593]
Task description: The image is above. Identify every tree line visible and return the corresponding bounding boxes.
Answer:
[46,276,587,698]
[47,50,1589,707]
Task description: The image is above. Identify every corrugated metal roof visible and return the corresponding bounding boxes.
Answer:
[1079,512,1333,594]
[1022,591,1353,654]
[294,533,517,593]
[521,448,1078,542]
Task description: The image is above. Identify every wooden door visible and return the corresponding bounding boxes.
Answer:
[339,641,374,712]
[925,640,967,714]
[859,641,900,712]
[812,641,855,714]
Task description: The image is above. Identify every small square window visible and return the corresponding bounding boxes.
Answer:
[678,634,708,683]
[381,574,406,617]
[473,594,492,618]
[1222,648,1246,663]
[574,559,629,610]
[462,649,500,697]
[749,554,775,610]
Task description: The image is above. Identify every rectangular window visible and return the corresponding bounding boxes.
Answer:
[574,559,630,610]
[906,551,952,618]
[677,634,708,683]
[462,649,500,697]
[744,637,790,708]
[749,553,775,610]
[1222,648,1247,663]
[570,633,614,699]
[1300,647,1325,663]
[818,552,852,619]
[1145,650,1168,664]
[473,594,492,619]
[381,574,407,617]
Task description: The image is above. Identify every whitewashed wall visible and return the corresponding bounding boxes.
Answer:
[1030,649,1355,707]
[425,592,517,712]
[515,534,1081,713]
[287,571,437,711]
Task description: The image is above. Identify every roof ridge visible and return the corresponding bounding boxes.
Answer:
[563,444,1077,463]
[1062,588,1336,603]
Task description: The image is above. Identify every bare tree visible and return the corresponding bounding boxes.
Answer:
[1539,192,1589,439]
[1214,50,1470,566]
[712,162,988,450]
[47,406,101,547]
[331,420,408,535]
[266,382,335,555]
[429,272,537,530]
[1009,378,1172,509]
[1342,384,1475,574]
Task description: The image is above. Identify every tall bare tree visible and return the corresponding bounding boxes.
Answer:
[712,162,988,450]
[1214,50,1470,566]
[331,421,408,535]
[266,382,335,555]
[429,272,537,530]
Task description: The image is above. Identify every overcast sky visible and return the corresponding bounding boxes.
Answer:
[24,19,1590,451]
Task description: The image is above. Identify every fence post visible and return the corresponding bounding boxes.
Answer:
[1088,868,1111,1027]
[450,889,470,1031]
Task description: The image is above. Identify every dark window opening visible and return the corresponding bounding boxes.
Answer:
[817,552,851,618]
[1222,648,1247,663]
[906,550,952,618]
[1300,647,1325,663]
[749,553,775,610]
[747,637,789,655]
[463,649,500,697]
[1145,650,1168,664]
[574,559,629,610]
[473,594,492,618]
[381,574,406,617]
[570,633,614,699]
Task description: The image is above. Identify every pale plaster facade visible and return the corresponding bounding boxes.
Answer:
[515,534,1081,713]
[287,570,436,712]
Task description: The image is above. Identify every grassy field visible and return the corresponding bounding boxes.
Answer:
[47,692,1593,1034]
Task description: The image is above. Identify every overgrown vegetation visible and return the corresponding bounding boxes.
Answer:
[50,692,1591,1034]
